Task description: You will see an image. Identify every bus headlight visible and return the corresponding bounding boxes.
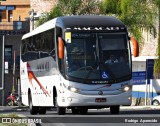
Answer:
[124,86,130,91]
[123,86,131,91]
[63,83,79,93]
[119,85,131,92]
[68,86,79,93]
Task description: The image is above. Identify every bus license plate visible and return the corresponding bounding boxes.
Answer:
[95,98,106,102]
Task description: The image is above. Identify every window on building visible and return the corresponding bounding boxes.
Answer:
[8,10,13,22]
[1,10,6,20]
[5,46,12,68]
[0,10,1,22]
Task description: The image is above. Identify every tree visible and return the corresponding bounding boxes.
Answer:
[101,0,159,77]
[36,6,63,26]
[101,0,157,45]
[36,0,102,26]
[153,0,160,77]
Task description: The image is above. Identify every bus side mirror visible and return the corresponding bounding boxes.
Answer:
[130,37,139,57]
[58,37,64,59]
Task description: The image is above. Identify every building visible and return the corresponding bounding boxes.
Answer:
[0,0,30,21]
[30,0,56,14]
[0,0,30,106]
[30,0,56,30]
[0,0,30,34]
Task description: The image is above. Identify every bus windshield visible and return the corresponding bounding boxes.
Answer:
[65,33,131,83]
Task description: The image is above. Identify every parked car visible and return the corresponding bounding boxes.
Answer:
[152,95,160,105]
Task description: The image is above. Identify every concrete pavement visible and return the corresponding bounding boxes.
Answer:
[0,105,160,113]
[0,106,35,126]
[0,105,160,126]
[0,106,28,113]
[121,105,160,110]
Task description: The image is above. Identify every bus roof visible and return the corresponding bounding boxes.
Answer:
[56,15,126,29]
[22,18,57,40]
[22,15,126,40]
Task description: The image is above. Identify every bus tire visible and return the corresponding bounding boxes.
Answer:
[57,106,66,115]
[53,87,57,107]
[72,108,79,114]
[79,108,88,114]
[39,107,46,114]
[110,106,120,114]
[28,93,39,115]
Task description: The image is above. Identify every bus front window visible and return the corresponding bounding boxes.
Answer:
[66,33,99,80]
[99,34,131,79]
[65,33,131,84]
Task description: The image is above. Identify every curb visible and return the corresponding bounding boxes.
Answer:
[0,106,28,112]
[120,106,160,110]
[1,105,160,112]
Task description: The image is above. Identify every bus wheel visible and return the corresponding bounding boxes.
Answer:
[79,108,88,114]
[57,106,66,115]
[55,96,66,115]
[110,106,120,114]
[28,93,39,115]
[72,108,79,114]
[39,107,46,114]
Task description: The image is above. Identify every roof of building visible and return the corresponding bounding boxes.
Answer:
[0,0,30,5]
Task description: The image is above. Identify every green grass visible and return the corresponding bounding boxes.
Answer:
[0,113,27,126]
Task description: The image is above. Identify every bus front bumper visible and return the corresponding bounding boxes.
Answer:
[57,90,132,107]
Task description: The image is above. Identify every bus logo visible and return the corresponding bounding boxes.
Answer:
[98,91,103,95]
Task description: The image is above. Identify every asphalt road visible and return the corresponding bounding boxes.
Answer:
[1,106,160,126]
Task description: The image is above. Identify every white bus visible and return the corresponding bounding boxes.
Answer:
[20,15,139,115]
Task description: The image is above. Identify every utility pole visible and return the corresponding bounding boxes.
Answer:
[0,35,5,106]
[31,9,34,31]
[29,9,35,31]
[29,9,38,31]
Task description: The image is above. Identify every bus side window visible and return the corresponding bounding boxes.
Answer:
[49,29,56,60]
[50,48,56,60]
[22,39,29,62]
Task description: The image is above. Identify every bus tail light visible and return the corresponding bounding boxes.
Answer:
[58,37,64,59]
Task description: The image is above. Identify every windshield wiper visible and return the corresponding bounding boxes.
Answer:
[83,69,95,83]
